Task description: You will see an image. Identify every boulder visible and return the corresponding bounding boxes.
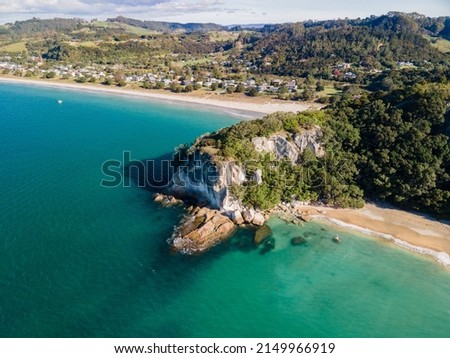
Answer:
[252,135,299,163]
[154,193,182,207]
[162,195,183,207]
[293,126,325,157]
[274,136,299,163]
[279,204,289,212]
[230,210,244,225]
[252,212,266,226]
[253,169,263,185]
[242,209,256,223]
[170,207,236,254]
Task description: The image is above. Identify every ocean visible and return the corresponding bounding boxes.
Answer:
[0,82,449,337]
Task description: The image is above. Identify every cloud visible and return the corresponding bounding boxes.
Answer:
[0,0,447,25]
[148,1,238,17]
[0,0,238,20]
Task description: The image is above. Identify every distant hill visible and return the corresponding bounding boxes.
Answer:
[9,17,87,35]
[107,16,227,33]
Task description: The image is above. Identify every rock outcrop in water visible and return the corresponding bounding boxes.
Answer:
[170,207,236,254]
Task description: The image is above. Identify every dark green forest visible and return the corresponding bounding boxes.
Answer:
[242,13,450,79]
[193,81,449,217]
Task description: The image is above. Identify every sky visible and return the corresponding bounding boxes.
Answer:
[0,0,449,25]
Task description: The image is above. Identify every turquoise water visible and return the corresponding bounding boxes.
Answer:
[0,82,449,338]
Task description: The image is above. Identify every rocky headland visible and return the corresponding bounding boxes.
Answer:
[153,112,337,253]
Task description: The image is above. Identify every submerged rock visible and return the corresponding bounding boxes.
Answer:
[254,224,273,246]
[264,237,276,249]
[291,236,307,246]
[170,207,236,254]
[153,193,183,207]
[260,237,276,254]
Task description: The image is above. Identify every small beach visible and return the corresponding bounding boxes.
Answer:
[300,203,450,267]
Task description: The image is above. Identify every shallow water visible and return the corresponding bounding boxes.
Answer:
[0,83,449,337]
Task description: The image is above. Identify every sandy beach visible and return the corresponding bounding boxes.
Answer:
[298,203,450,267]
[0,76,321,118]
[2,75,449,267]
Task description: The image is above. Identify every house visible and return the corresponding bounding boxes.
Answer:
[286,80,297,92]
[257,84,269,92]
[344,72,357,79]
[397,61,414,67]
[337,63,351,69]
[268,86,279,93]
[246,79,256,87]
[271,79,282,86]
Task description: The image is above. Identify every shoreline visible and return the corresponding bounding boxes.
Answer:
[298,203,450,267]
[0,76,321,118]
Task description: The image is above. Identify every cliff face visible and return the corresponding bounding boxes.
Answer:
[166,152,246,213]
[166,126,324,220]
[252,125,325,163]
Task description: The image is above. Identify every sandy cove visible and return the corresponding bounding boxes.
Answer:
[0,76,321,117]
[297,203,450,267]
[2,76,449,267]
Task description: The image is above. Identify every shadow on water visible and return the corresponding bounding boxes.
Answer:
[226,227,258,253]
[123,152,175,193]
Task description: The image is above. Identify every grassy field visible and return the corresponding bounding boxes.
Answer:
[424,35,450,53]
[92,21,159,36]
[71,28,96,34]
[0,41,27,52]
[208,31,240,42]
[178,57,213,66]
[320,85,340,97]
[68,41,98,48]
